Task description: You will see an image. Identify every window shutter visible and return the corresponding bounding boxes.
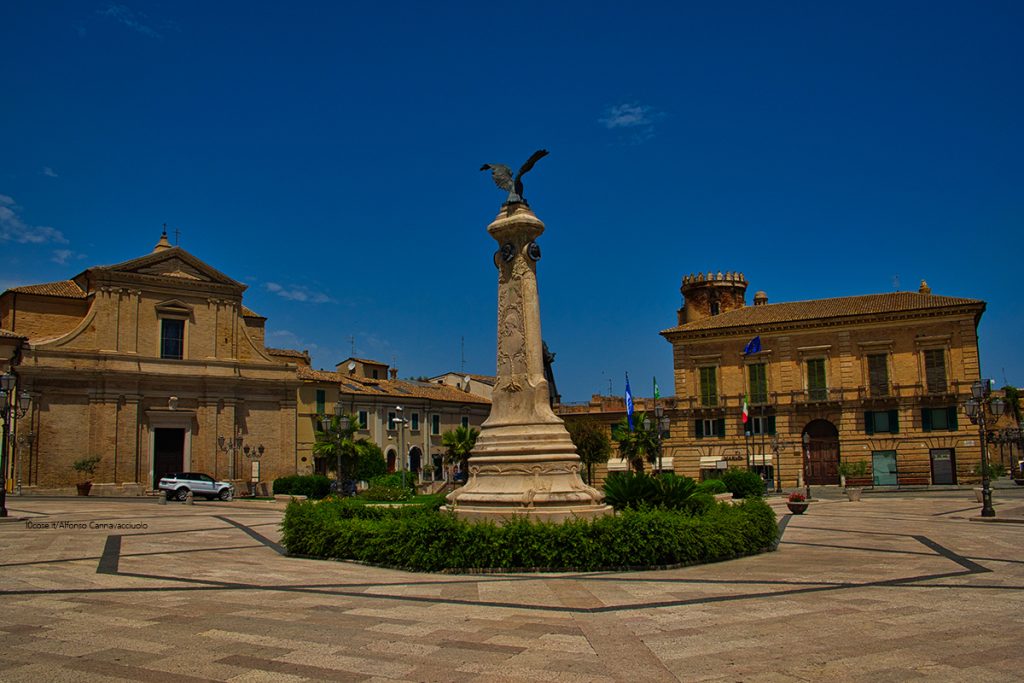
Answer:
[767,415,777,435]
[888,409,899,434]
[696,420,704,439]
[921,409,932,432]
[864,411,874,435]
[947,406,958,431]
[716,418,726,439]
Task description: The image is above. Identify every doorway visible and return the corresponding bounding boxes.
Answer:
[872,450,898,486]
[930,448,956,485]
[153,428,185,488]
[803,419,840,485]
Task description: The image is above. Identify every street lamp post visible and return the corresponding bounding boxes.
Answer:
[801,431,811,500]
[769,434,789,493]
[642,405,671,473]
[393,406,408,491]
[0,374,31,518]
[964,379,1006,518]
[320,402,349,496]
[217,433,243,480]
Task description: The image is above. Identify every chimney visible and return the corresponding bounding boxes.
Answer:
[753,291,768,306]
[919,280,932,295]
[389,367,398,380]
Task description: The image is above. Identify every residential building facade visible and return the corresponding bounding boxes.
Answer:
[660,271,987,488]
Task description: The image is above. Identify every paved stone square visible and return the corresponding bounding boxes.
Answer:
[2,490,1023,682]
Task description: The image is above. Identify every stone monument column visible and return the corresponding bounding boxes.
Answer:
[444,201,610,522]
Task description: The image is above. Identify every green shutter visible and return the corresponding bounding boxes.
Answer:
[695,419,704,439]
[888,409,899,434]
[864,411,874,435]
[947,406,958,431]
[716,418,726,439]
[922,408,932,432]
[767,415,777,435]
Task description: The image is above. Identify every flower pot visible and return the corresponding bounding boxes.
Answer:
[786,501,809,514]
[845,487,863,502]
[76,482,92,496]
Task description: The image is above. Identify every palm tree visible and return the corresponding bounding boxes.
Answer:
[441,425,479,483]
[566,417,611,484]
[611,412,660,473]
[313,412,361,487]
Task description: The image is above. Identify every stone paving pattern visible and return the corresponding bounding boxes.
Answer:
[2,489,1024,682]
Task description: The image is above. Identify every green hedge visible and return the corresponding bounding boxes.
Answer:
[603,472,712,514]
[280,497,777,572]
[272,475,332,499]
[721,468,766,499]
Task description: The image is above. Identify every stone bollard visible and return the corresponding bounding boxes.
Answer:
[185,490,194,505]
[158,495,166,505]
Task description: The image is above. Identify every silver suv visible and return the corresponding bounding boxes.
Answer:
[158,472,234,501]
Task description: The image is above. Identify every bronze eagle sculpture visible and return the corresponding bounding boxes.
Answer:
[480,149,549,205]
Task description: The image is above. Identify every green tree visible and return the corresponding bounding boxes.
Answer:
[566,417,611,484]
[611,412,660,473]
[353,440,387,481]
[313,412,362,485]
[1002,385,1022,425]
[441,425,479,482]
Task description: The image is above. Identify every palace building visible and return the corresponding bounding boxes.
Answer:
[659,271,987,488]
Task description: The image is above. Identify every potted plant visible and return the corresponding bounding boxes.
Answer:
[837,460,868,501]
[72,456,101,496]
[786,491,809,514]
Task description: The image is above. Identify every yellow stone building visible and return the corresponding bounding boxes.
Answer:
[660,272,988,488]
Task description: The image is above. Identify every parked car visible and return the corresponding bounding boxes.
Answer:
[158,472,234,501]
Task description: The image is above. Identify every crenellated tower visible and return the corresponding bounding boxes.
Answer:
[677,271,749,325]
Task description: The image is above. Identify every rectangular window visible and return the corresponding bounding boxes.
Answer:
[461,416,470,429]
[924,349,947,393]
[431,414,440,435]
[864,409,899,435]
[315,390,326,415]
[868,354,889,397]
[750,415,776,436]
[806,359,827,401]
[411,413,419,430]
[699,366,718,407]
[358,410,368,429]
[160,318,185,360]
[696,417,725,439]
[387,411,397,430]
[922,406,958,432]
[748,363,768,404]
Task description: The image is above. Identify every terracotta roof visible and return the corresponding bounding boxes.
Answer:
[241,306,265,319]
[297,366,490,405]
[6,280,87,298]
[662,292,984,335]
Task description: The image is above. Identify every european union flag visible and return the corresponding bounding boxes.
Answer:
[743,335,761,356]
[625,373,635,431]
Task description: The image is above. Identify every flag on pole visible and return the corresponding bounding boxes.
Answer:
[742,395,750,424]
[625,373,635,431]
[653,377,660,400]
[742,335,761,356]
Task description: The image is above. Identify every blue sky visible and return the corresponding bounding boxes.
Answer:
[2,1,1022,402]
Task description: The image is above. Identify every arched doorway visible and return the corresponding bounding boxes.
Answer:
[803,419,840,485]
[386,449,397,473]
[409,447,422,474]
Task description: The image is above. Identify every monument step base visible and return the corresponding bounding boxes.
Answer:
[442,504,613,524]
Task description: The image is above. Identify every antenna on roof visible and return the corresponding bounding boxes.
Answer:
[461,336,466,373]
[349,335,355,356]
[174,227,180,246]
[892,274,900,291]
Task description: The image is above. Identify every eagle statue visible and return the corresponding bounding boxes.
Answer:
[480,149,549,205]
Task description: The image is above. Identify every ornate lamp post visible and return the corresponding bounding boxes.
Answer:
[801,431,811,500]
[963,379,1005,518]
[642,405,671,473]
[0,374,31,518]
[769,434,790,493]
[320,401,348,495]
[392,406,408,490]
[217,433,243,480]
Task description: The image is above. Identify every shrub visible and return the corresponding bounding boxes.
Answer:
[368,473,416,494]
[696,479,728,495]
[354,441,387,481]
[280,498,778,572]
[603,471,655,510]
[358,484,412,502]
[273,475,332,499]
[721,468,766,499]
[604,472,712,513]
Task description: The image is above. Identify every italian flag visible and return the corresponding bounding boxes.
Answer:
[741,396,749,424]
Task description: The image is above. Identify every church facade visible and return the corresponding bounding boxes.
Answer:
[1,233,301,495]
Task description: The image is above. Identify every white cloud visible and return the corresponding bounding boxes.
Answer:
[599,102,664,142]
[41,167,59,178]
[51,249,86,265]
[264,282,333,304]
[0,196,69,245]
[98,3,161,38]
